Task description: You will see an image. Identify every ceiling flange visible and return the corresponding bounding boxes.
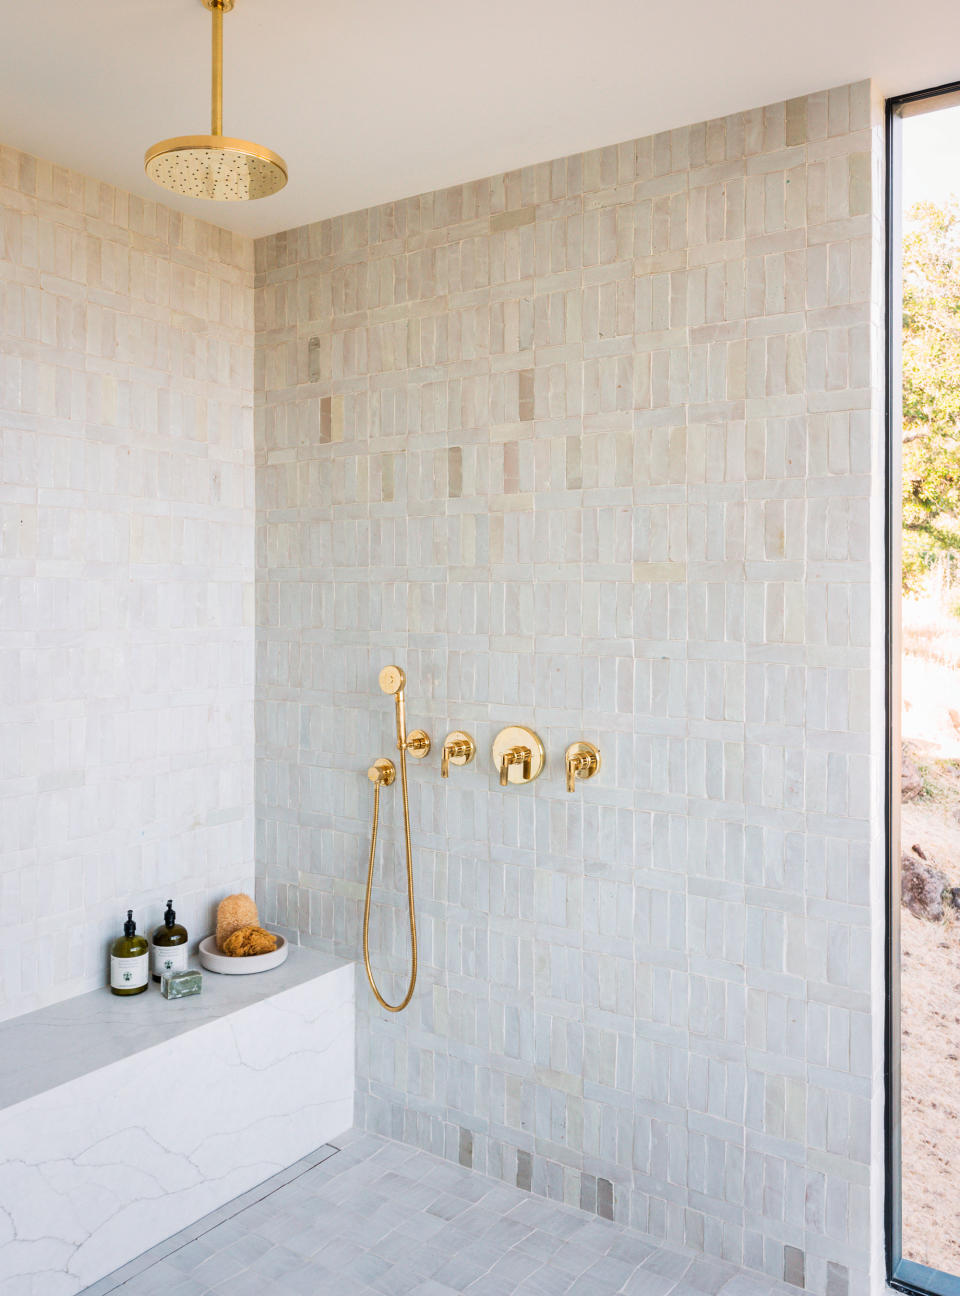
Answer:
[202,0,234,11]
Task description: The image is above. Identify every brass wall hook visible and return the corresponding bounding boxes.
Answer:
[492,725,545,786]
[405,730,431,758]
[441,731,476,778]
[564,741,600,793]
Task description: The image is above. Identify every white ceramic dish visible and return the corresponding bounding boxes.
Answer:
[198,934,288,975]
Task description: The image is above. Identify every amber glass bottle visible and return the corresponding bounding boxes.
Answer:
[150,900,189,983]
[110,911,149,995]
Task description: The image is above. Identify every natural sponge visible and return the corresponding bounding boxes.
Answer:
[221,925,278,957]
[216,893,259,952]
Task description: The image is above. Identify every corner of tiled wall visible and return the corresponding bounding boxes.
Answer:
[0,142,257,1018]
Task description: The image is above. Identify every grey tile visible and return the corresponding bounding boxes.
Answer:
[621,1271,684,1296]
[686,1259,742,1294]
[514,1230,566,1263]
[546,1240,604,1280]
[426,1191,472,1220]
[371,1261,447,1294]
[717,1278,776,1296]
[597,1178,615,1221]
[463,1277,522,1296]
[165,1239,220,1274]
[567,1253,637,1294]
[514,1267,575,1296]
[642,1248,694,1281]
[607,1235,656,1268]
[826,1262,849,1296]
[459,1126,474,1169]
[78,1133,819,1296]
[783,1247,805,1289]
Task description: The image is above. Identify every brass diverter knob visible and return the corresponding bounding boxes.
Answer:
[565,741,600,793]
[441,731,476,778]
[492,725,545,787]
[367,758,396,786]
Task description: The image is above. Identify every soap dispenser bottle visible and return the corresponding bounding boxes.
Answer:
[150,900,189,983]
[110,911,149,996]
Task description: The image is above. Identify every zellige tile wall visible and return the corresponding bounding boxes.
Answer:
[255,80,886,1296]
[0,145,256,1019]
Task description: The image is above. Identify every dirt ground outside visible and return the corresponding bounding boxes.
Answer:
[900,595,960,1275]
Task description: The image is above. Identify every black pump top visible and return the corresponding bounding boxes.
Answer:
[164,900,176,927]
[123,910,136,938]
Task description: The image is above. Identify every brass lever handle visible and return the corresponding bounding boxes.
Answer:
[566,753,588,792]
[564,741,601,793]
[499,745,530,786]
[491,725,545,786]
[441,731,476,778]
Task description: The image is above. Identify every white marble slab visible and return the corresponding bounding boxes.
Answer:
[0,948,355,1295]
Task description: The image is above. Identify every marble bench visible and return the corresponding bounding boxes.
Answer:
[0,946,354,1295]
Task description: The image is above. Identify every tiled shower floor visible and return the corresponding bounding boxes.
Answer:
[82,1133,795,1296]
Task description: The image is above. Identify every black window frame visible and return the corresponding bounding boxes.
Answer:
[886,77,960,1296]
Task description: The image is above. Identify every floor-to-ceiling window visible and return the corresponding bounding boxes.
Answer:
[889,82,960,1295]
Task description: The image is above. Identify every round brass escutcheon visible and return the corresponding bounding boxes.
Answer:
[368,758,396,786]
[202,0,235,11]
[444,731,476,765]
[378,664,406,695]
[405,729,431,758]
[491,725,546,786]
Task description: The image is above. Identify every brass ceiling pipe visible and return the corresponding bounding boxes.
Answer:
[144,0,287,202]
[210,0,225,137]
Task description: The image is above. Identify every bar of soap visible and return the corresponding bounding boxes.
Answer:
[161,969,202,999]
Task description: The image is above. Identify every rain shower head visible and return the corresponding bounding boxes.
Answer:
[144,135,287,201]
[144,0,287,202]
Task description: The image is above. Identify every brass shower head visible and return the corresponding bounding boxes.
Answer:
[144,0,287,202]
[378,665,406,695]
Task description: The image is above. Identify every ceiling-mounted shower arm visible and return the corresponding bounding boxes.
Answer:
[144,0,287,201]
[203,0,233,137]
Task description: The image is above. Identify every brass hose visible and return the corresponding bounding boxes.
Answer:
[362,739,418,1013]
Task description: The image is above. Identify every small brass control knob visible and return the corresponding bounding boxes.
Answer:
[367,758,396,786]
[404,729,431,758]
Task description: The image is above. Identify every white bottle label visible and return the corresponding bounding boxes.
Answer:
[151,943,188,979]
[111,951,148,990]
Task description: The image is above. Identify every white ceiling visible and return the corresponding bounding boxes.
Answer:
[2,0,959,239]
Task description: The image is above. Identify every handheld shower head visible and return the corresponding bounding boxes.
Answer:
[363,666,423,1012]
[379,664,407,745]
[378,665,406,696]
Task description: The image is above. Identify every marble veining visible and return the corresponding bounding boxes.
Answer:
[0,953,355,1294]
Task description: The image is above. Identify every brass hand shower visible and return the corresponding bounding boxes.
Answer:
[362,666,428,1012]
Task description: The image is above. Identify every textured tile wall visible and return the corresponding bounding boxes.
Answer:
[0,144,256,1019]
[254,80,885,1295]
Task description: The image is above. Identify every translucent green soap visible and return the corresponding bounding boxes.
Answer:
[161,969,202,999]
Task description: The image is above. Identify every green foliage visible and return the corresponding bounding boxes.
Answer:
[902,201,960,592]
